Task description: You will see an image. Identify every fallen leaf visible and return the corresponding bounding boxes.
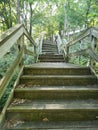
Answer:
[43,117,49,122]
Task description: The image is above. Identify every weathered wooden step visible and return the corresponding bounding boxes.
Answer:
[39,59,65,62]
[6,120,98,130]
[43,43,56,46]
[20,75,97,86]
[42,52,58,54]
[23,66,91,75]
[42,51,58,53]
[14,86,98,100]
[42,47,57,50]
[39,54,64,58]
[39,56,64,60]
[42,45,57,48]
[39,57,64,60]
[7,99,98,121]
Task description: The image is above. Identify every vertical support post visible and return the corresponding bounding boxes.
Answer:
[17,35,24,69]
[65,45,69,63]
[90,36,97,69]
[34,45,37,63]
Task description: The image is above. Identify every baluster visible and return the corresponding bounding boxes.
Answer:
[90,36,97,69]
[66,45,69,63]
[17,35,24,69]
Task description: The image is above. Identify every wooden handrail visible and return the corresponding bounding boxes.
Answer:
[23,25,36,46]
[88,48,98,62]
[0,24,23,45]
[68,48,88,57]
[63,26,98,70]
[0,24,37,100]
[0,24,37,58]
[66,28,90,48]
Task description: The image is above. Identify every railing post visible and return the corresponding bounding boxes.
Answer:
[17,35,24,69]
[34,45,37,62]
[65,45,69,63]
[90,36,97,69]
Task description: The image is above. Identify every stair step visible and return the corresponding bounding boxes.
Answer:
[23,66,91,75]
[39,57,64,59]
[39,54,64,58]
[42,50,58,53]
[42,46,57,48]
[14,86,98,100]
[42,52,58,54]
[20,75,97,86]
[42,43,56,45]
[7,99,98,121]
[39,59,65,62]
[42,47,57,50]
[42,49,57,51]
[5,120,98,130]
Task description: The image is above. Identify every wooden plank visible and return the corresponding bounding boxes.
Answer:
[23,27,35,46]
[88,48,98,62]
[92,29,98,39]
[68,49,88,57]
[0,50,23,100]
[67,29,90,47]
[0,27,24,58]
[92,27,98,31]
[24,47,36,56]
[0,24,23,45]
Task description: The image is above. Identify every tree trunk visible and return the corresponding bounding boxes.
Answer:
[29,3,33,36]
[17,0,21,23]
[85,0,92,28]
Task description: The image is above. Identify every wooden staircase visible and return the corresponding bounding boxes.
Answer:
[39,39,65,62]
[3,39,98,130]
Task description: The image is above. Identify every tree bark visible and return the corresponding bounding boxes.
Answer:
[17,0,21,23]
[29,3,33,36]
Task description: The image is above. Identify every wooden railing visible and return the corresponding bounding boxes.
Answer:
[0,24,37,100]
[63,26,98,71]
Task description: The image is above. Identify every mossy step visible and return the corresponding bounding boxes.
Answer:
[39,54,64,58]
[42,51,58,53]
[42,52,58,54]
[7,99,98,121]
[42,49,57,52]
[23,66,91,75]
[39,59,65,62]
[20,75,97,86]
[39,57,64,60]
[39,55,63,57]
[42,43,57,46]
[42,47,57,50]
[42,46,57,49]
[24,63,89,68]
[14,86,98,100]
[5,120,98,130]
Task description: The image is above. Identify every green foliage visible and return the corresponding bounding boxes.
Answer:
[0,74,17,111]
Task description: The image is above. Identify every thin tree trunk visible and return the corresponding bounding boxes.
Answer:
[17,0,21,23]
[85,0,92,28]
[29,3,33,36]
